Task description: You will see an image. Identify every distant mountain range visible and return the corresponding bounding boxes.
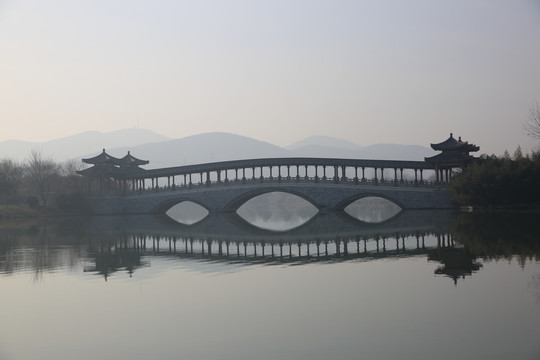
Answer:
[0,128,436,168]
[0,128,169,162]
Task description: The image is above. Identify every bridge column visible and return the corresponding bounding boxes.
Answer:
[323,166,327,181]
[380,168,384,183]
[334,166,339,183]
[242,168,246,183]
[420,169,424,184]
[206,171,211,186]
[354,167,359,184]
[287,165,291,181]
[414,169,418,186]
[252,167,256,181]
[374,167,378,184]
[278,166,282,183]
[341,166,347,182]
[400,168,404,183]
[394,168,398,185]
[362,167,365,182]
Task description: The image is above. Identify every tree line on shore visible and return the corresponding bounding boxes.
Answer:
[449,147,540,207]
[0,149,87,211]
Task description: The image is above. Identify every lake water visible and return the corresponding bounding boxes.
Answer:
[1,209,540,360]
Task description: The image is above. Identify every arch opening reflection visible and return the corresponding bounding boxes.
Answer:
[344,196,402,223]
[236,191,318,231]
[166,201,209,225]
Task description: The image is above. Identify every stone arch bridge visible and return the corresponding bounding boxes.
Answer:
[84,157,453,215]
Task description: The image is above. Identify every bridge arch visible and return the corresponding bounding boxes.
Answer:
[222,187,322,213]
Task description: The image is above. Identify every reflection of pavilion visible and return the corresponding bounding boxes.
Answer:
[84,238,148,280]
[428,234,482,285]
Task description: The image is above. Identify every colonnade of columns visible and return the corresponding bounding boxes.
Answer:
[84,157,460,194]
[125,163,435,194]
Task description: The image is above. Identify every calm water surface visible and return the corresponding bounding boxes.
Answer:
[1,210,539,360]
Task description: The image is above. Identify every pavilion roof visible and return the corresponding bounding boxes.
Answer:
[82,149,121,165]
[77,164,146,178]
[430,133,479,153]
[77,164,122,177]
[117,151,149,167]
[424,151,476,166]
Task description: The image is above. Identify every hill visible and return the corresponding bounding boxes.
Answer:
[102,132,290,169]
[0,128,436,167]
[0,128,169,162]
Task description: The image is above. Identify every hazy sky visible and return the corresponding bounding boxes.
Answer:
[1,0,540,155]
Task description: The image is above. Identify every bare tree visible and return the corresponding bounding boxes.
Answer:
[59,159,86,193]
[524,102,540,140]
[0,159,25,204]
[26,149,60,206]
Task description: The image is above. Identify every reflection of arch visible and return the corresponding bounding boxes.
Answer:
[227,211,323,234]
[222,188,321,212]
[333,193,404,212]
[151,197,211,214]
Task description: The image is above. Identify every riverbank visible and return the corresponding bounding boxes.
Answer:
[0,205,78,228]
[0,205,69,218]
[459,204,540,212]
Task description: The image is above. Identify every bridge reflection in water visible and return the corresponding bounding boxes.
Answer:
[79,210,482,283]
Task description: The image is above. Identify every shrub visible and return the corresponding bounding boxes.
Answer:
[55,192,90,213]
[26,196,39,207]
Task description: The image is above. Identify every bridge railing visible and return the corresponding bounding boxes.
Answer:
[126,174,438,196]
[87,157,448,196]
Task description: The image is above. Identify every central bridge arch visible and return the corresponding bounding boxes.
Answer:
[219,187,322,213]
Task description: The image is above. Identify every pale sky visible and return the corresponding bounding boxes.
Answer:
[1,0,540,155]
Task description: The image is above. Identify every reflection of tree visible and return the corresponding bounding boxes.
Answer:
[0,218,93,280]
[450,212,540,265]
[530,273,540,308]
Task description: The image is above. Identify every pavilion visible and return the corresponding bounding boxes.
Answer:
[425,133,479,182]
[77,149,148,193]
